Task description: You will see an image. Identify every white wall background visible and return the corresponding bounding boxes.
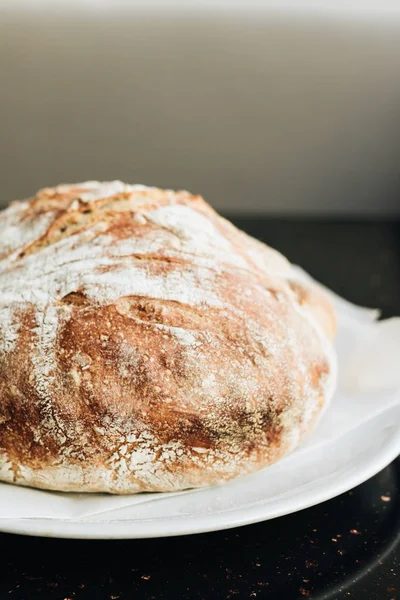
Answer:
[1,2,400,214]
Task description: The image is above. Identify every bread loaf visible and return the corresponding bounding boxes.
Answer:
[0,182,336,493]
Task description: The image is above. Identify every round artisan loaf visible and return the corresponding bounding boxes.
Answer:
[0,182,337,493]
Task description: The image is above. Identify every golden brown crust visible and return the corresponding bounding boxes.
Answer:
[0,182,336,493]
[287,280,337,341]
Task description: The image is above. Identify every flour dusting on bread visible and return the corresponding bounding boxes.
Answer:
[0,182,336,493]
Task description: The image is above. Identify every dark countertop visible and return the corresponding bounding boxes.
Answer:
[2,219,400,600]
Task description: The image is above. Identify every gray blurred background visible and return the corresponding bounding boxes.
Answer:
[1,1,400,215]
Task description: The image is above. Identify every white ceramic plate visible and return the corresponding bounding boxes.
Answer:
[0,404,399,539]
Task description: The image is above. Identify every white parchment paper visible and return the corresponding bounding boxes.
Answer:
[0,266,399,522]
